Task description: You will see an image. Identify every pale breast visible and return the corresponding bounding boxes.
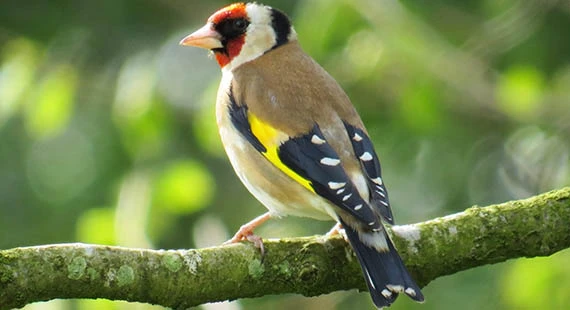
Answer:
[215,71,338,221]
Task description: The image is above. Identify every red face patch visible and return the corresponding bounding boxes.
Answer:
[214,35,245,67]
[208,3,248,68]
[208,3,247,25]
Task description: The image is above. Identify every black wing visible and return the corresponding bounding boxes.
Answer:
[277,124,381,230]
[344,122,394,224]
[227,87,266,153]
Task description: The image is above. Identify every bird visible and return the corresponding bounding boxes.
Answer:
[179,2,424,308]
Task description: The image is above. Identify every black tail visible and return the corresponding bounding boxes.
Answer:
[339,218,424,308]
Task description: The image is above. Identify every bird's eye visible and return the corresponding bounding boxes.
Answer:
[232,18,248,31]
[215,18,249,40]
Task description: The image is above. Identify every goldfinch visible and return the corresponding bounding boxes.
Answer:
[180,2,424,308]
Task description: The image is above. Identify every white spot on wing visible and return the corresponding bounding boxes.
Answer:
[405,287,417,297]
[381,289,392,298]
[353,133,363,142]
[354,204,362,210]
[368,221,375,226]
[387,284,404,293]
[342,194,352,201]
[371,177,383,185]
[328,182,346,190]
[359,152,373,161]
[336,188,345,194]
[311,135,326,145]
[320,157,340,166]
[376,190,386,198]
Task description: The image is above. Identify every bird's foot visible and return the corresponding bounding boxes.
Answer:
[326,222,344,237]
[224,225,265,257]
[223,212,272,256]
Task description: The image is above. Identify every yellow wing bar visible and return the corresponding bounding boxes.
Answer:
[247,112,315,193]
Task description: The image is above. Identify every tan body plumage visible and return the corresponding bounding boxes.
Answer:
[217,41,370,223]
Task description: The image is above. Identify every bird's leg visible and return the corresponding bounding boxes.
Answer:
[326,222,344,237]
[224,212,272,255]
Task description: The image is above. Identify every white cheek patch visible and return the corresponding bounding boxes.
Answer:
[225,3,277,71]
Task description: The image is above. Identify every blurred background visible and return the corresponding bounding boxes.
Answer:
[1,0,569,309]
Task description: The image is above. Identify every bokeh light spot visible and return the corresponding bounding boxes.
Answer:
[76,207,116,245]
[153,160,215,215]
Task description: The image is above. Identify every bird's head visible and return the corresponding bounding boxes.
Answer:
[180,2,297,71]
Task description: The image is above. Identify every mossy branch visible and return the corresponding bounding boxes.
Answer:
[1,188,569,309]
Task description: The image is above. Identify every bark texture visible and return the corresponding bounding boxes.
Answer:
[1,187,569,309]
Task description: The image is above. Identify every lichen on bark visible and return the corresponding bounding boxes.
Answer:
[0,187,569,309]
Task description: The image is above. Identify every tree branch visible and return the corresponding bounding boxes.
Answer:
[1,187,569,309]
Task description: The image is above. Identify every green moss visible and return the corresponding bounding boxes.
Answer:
[86,267,99,281]
[276,261,291,275]
[67,256,87,280]
[248,259,264,279]
[299,264,319,283]
[117,265,135,287]
[0,255,12,285]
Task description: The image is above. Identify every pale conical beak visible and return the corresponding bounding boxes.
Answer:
[179,23,223,49]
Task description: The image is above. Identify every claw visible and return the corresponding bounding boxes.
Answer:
[246,234,265,259]
[223,212,271,257]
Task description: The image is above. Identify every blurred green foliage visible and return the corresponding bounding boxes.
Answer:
[1,0,569,309]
